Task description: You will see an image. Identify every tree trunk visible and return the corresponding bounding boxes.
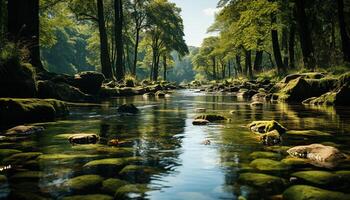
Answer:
[212,57,216,80]
[115,0,124,81]
[337,0,350,62]
[228,60,231,77]
[289,22,296,69]
[271,14,284,73]
[163,55,167,81]
[153,54,160,81]
[133,28,140,77]
[295,0,316,70]
[281,28,289,68]
[254,51,263,71]
[236,55,242,74]
[8,0,44,71]
[245,50,253,79]
[97,0,113,79]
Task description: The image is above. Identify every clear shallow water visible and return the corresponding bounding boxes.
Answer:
[1,90,350,199]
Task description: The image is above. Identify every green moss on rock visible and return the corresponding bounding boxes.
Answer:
[64,175,104,193]
[283,185,350,200]
[0,149,22,159]
[102,178,128,195]
[250,159,290,171]
[249,120,287,134]
[2,152,42,165]
[0,98,69,129]
[291,170,340,186]
[238,173,286,193]
[115,184,150,199]
[287,130,331,137]
[62,194,113,200]
[249,151,282,160]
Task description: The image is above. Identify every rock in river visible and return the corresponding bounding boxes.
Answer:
[4,125,44,136]
[249,120,287,134]
[283,185,350,200]
[117,104,139,114]
[194,114,227,122]
[287,144,347,163]
[192,119,210,126]
[68,133,99,145]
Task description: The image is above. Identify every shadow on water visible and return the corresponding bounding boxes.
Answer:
[1,90,350,199]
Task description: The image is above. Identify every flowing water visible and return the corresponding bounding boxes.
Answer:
[1,90,350,199]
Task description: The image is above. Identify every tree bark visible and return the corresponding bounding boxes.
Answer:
[271,14,284,73]
[254,51,263,71]
[337,0,350,62]
[236,55,242,74]
[8,0,44,71]
[133,27,140,77]
[115,0,124,81]
[97,0,113,79]
[163,55,167,81]
[212,57,216,80]
[295,0,316,70]
[281,28,289,68]
[245,50,253,79]
[289,22,296,69]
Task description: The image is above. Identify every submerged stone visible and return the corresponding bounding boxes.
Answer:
[0,149,22,159]
[281,157,309,168]
[64,175,104,193]
[238,173,286,194]
[250,159,290,171]
[102,178,128,195]
[249,151,282,160]
[249,120,287,134]
[63,194,113,200]
[10,171,42,182]
[115,184,150,199]
[117,104,139,114]
[283,185,350,200]
[291,170,340,186]
[3,152,43,165]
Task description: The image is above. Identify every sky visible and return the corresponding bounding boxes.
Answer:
[169,0,220,47]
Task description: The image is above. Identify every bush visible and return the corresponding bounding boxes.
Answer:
[124,74,136,87]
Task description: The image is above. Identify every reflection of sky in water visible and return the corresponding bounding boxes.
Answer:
[2,90,350,199]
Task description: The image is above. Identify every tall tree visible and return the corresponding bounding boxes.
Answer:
[97,0,113,78]
[271,13,284,73]
[295,0,316,70]
[7,0,44,71]
[337,0,350,62]
[115,0,125,81]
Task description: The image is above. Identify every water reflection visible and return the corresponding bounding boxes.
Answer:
[0,90,350,199]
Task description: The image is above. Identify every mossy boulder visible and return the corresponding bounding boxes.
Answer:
[102,178,128,195]
[0,60,37,98]
[283,185,350,200]
[2,152,43,165]
[0,149,22,159]
[64,175,104,193]
[281,157,310,168]
[38,154,97,162]
[10,171,42,182]
[303,83,350,106]
[281,73,326,84]
[0,98,69,129]
[250,159,290,171]
[291,170,340,186]
[277,78,335,102]
[83,157,141,173]
[119,165,159,182]
[238,173,287,194]
[249,151,282,160]
[63,194,113,200]
[115,184,150,199]
[37,80,92,102]
[259,130,283,146]
[248,120,287,134]
[194,114,227,122]
[4,125,44,136]
[73,71,105,95]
